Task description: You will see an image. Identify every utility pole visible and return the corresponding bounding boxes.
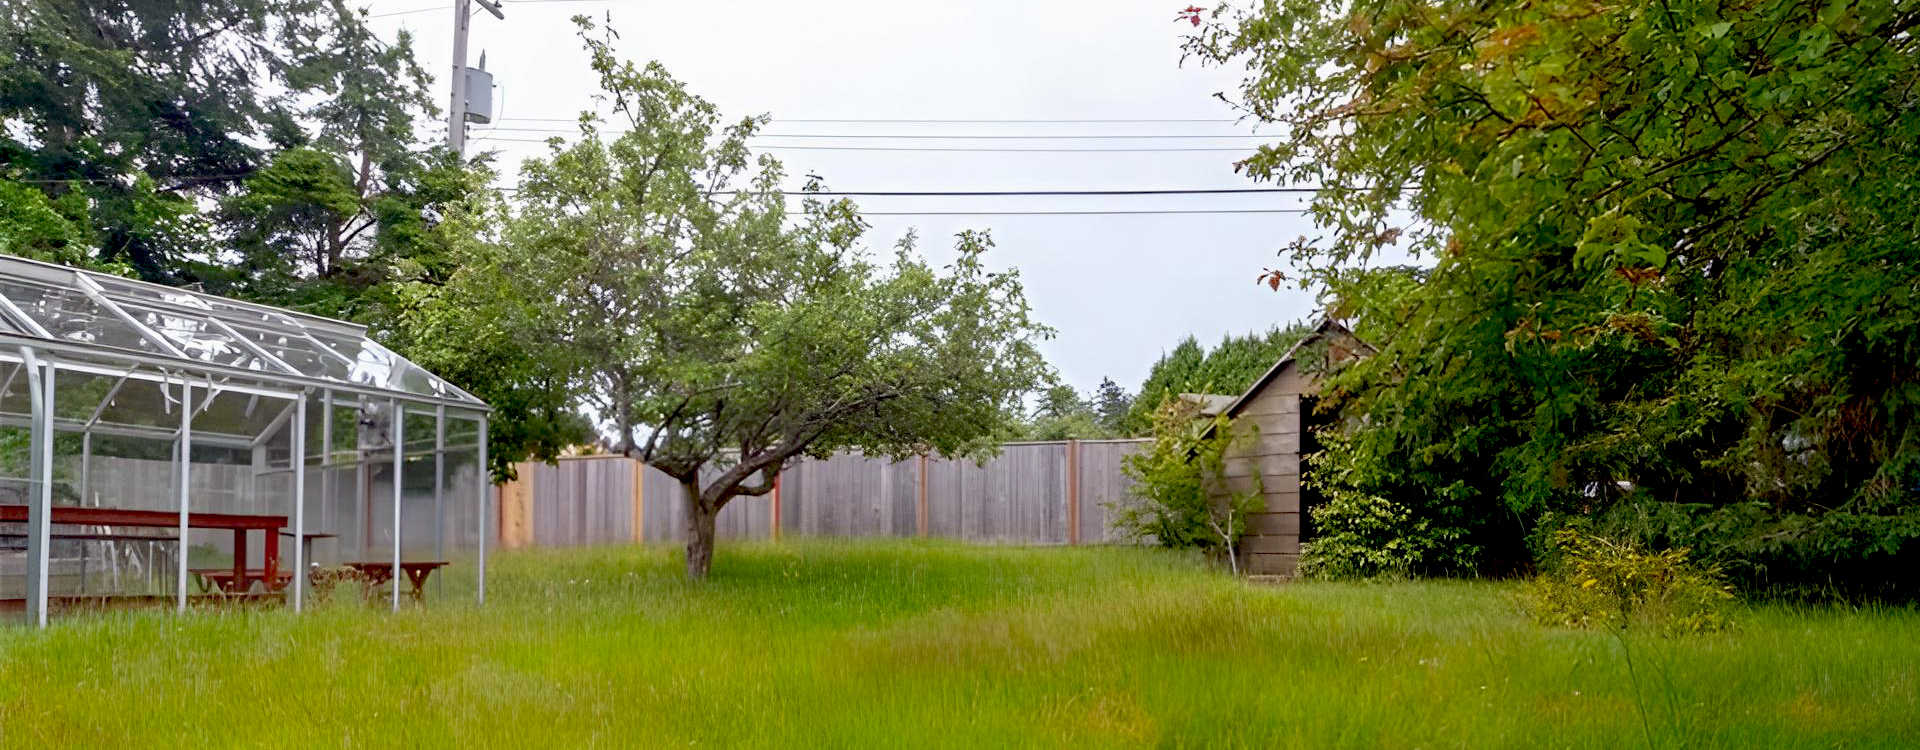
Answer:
[448,0,505,155]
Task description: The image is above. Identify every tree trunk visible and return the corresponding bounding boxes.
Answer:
[683,478,717,579]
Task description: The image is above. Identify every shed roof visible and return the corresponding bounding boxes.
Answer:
[1218,318,1370,419]
[1179,392,1237,417]
[0,254,484,408]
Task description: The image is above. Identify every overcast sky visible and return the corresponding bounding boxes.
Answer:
[364,0,1326,397]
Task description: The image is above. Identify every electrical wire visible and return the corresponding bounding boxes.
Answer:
[497,116,1245,124]
[369,0,683,19]
[483,127,1272,140]
[735,188,1324,196]
[852,209,1309,216]
[481,136,1255,152]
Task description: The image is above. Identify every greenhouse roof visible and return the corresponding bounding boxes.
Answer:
[0,254,484,409]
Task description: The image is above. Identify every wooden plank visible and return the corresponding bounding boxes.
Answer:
[916,454,928,538]
[1235,391,1302,418]
[1245,552,1300,577]
[1222,473,1300,495]
[1241,534,1299,555]
[1066,440,1080,545]
[1259,490,1302,514]
[1224,432,1302,459]
[1245,511,1301,536]
[1222,453,1299,479]
[641,460,656,544]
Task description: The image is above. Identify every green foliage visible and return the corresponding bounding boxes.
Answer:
[1188,0,1920,596]
[1113,400,1263,567]
[1092,377,1132,434]
[1121,323,1312,434]
[434,18,1050,576]
[216,147,360,278]
[1524,530,1735,636]
[0,178,93,267]
[1300,430,1482,579]
[0,0,352,277]
[1019,384,1115,440]
[1539,500,1920,602]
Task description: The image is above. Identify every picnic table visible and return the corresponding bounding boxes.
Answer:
[190,567,295,594]
[0,505,286,594]
[342,561,449,602]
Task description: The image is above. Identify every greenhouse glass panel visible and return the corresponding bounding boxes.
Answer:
[116,302,288,374]
[0,279,170,356]
[0,253,491,624]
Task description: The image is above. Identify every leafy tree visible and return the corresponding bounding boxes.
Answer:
[1021,384,1111,440]
[1121,324,1312,433]
[1093,377,1133,433]
[1124,337,1206,434]
[196,2,447,317]
[0,0,346,278]
[1113,399,1263,573]
[0,177,95,267]
[380,161,597,481]
[440,18,1050,578]
[1187,0,1920,595]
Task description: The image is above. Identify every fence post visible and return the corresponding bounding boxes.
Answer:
[630,458,645,544]
[1067,439,1081,546]
[771,469,782,543]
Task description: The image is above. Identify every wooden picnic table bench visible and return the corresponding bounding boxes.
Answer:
[341,561,449,602]
[190,567,295,594]
[1,504,286,595]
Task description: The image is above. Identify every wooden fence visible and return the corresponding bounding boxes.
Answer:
[498,439,1148,547]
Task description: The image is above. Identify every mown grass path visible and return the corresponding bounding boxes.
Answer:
[2,541,1915,748]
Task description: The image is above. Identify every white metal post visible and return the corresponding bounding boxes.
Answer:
[176,380,193,614]
[477,416,488,606]
[320,389,333,565]
[292,391,307,612]
[22,349,53,628]
[433,404,445,599]
[78,432,90,506]
[391,399,403,612]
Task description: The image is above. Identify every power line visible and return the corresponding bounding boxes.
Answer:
[369,0,677,18]
[484,127,1272,140]
[480,136,1255,152]
[497,116,1245,124]
[367,5,445,18]
[756,187,1328,196]
[741,188,1324,196]
[853,209,1310,216]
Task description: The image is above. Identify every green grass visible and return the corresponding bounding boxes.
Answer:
[1,541,1915,748]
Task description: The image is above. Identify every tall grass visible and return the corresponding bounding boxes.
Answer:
[0,540,1914,748]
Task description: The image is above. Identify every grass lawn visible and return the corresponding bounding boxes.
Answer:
[1,541,1915,748]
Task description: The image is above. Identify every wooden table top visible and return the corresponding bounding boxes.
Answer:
[0,504,286,530]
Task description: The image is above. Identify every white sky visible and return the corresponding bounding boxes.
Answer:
[364,0,1327,396]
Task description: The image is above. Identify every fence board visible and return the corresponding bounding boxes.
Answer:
[500,440,1148,547]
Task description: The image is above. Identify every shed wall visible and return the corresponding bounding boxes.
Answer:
[1217,379,1304,577]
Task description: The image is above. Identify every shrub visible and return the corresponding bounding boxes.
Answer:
[1298,430,1481,579]
[1523,530,1734,636]
[1299,491,1457,580]
[1111,399,1263,573]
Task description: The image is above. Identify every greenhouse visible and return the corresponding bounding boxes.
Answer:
[0,254,491,627]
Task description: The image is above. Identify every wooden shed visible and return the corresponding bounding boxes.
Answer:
[1209,319,1370,577]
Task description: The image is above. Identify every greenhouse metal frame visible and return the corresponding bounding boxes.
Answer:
[0,254,492,628]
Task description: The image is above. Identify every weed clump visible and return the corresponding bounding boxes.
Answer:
[1523,530,1734,635]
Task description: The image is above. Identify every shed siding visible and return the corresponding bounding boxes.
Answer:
[1216,364,1311,577]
